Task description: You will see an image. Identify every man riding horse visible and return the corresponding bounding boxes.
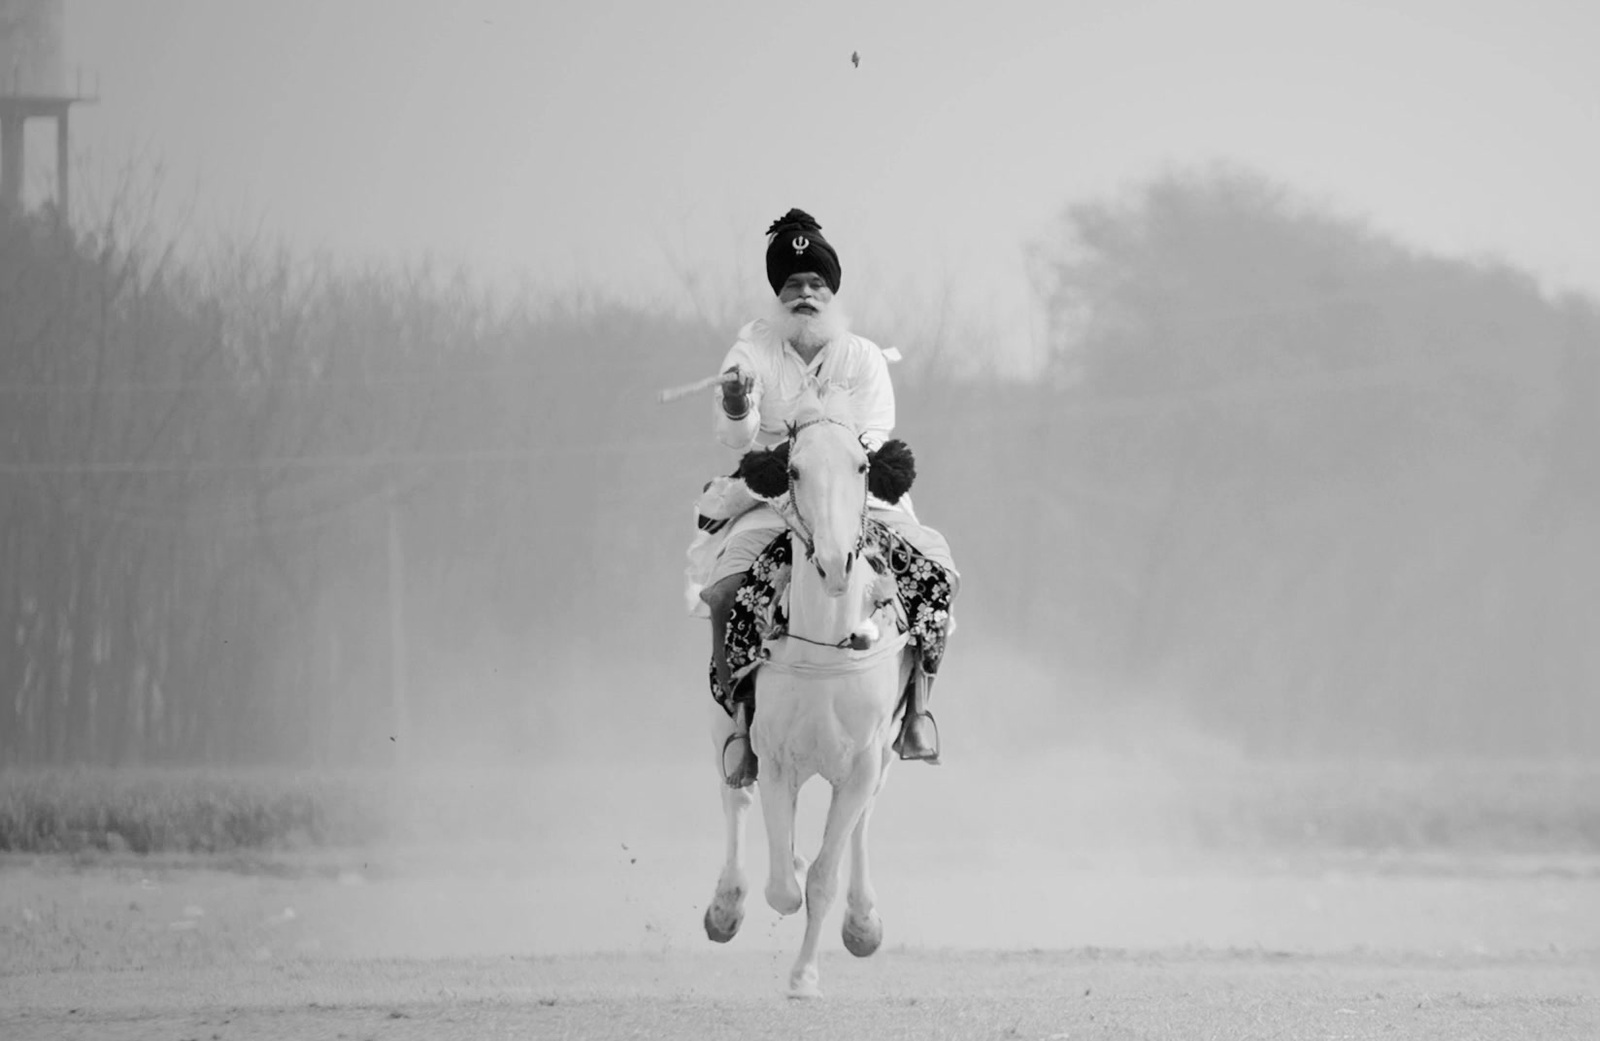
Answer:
[686,208,960,788]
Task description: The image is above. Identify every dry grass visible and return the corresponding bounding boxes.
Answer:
[2,758,1598,856]
[0,768,392,855]
[1185,760,1600,853]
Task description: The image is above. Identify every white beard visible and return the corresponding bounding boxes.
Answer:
[767,296,850,351]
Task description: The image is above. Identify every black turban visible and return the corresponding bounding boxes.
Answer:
[765,208,841,295]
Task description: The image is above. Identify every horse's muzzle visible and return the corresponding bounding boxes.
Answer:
[813,551,854,597]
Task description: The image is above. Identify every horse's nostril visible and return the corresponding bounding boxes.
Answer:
[845,553,855,575]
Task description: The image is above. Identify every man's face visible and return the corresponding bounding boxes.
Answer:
[778,273,833,315]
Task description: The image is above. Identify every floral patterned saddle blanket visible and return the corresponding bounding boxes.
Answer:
[709,519,956,714]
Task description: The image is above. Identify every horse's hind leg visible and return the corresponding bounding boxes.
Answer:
[705,783,754,942]
[789,758,877,999]
[705,703,754,943]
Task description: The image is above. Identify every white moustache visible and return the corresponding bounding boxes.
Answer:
[767,295,850,348]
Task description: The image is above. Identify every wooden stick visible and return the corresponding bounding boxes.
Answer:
[658,372,738,404]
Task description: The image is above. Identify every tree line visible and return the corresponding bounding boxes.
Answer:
[1,166,1595,767]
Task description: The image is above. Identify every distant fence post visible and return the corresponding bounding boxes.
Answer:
[387,483,410,767]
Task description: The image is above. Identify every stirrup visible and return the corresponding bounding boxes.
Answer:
[893,710,941,764]
[721,731,758,789]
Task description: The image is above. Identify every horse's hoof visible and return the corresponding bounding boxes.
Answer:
[787,970,822,1000]
[842,910,883,957]
[703,903,742,944]
[765,878,802,916]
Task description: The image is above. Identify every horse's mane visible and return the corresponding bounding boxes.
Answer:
[789,380,858,435]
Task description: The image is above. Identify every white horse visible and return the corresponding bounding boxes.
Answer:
[702,385,914,999]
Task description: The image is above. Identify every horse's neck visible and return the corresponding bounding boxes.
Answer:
[785,535,871,645]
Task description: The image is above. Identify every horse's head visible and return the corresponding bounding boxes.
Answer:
[784,385,869,596]
[740,382,916,598]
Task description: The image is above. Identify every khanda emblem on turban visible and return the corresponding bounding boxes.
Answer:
[792,235,810,254]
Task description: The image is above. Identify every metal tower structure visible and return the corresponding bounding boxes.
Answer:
[0,0,95,217]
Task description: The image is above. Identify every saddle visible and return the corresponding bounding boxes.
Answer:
[710,522,950,714]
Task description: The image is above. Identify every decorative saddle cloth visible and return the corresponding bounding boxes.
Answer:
[709,519,956,714]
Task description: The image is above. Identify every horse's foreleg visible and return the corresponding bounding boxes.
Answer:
[789,757,878,999]
[758,763,804,916]
[841,745,893,958]
[706,703,754,942]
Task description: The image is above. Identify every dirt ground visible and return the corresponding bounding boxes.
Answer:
[3,751,1598,1037]
[3,842,1597,1040]
[4,947,1597,1041]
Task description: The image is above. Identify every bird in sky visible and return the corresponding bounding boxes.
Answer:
[851,51,860,68]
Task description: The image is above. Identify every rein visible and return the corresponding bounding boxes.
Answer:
[784,630,861,650]
[760,628,910,677]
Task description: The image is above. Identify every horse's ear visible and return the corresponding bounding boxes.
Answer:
[738,442,791,498]
[867,439,915,503]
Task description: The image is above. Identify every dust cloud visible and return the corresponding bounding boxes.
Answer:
[313,634,1597,963]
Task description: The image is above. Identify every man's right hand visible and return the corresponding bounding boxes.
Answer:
[720,367,754,418]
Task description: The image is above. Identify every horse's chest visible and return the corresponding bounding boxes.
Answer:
[753,679,894,780]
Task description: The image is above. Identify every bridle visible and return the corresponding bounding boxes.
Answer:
[779,415,871,567]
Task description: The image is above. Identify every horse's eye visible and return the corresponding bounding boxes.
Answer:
[787,466,799,481]
[857,462,869,475]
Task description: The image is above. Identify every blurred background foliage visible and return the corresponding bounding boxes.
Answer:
[1,165,1595,770]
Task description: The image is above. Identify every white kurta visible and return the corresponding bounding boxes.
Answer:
[684,319,904,614]
[712,319,896,453]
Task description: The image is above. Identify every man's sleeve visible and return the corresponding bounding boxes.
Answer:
[713,340,761,451]
[853,343,896,452]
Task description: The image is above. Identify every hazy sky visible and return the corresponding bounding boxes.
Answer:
[43,0,1600,363]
